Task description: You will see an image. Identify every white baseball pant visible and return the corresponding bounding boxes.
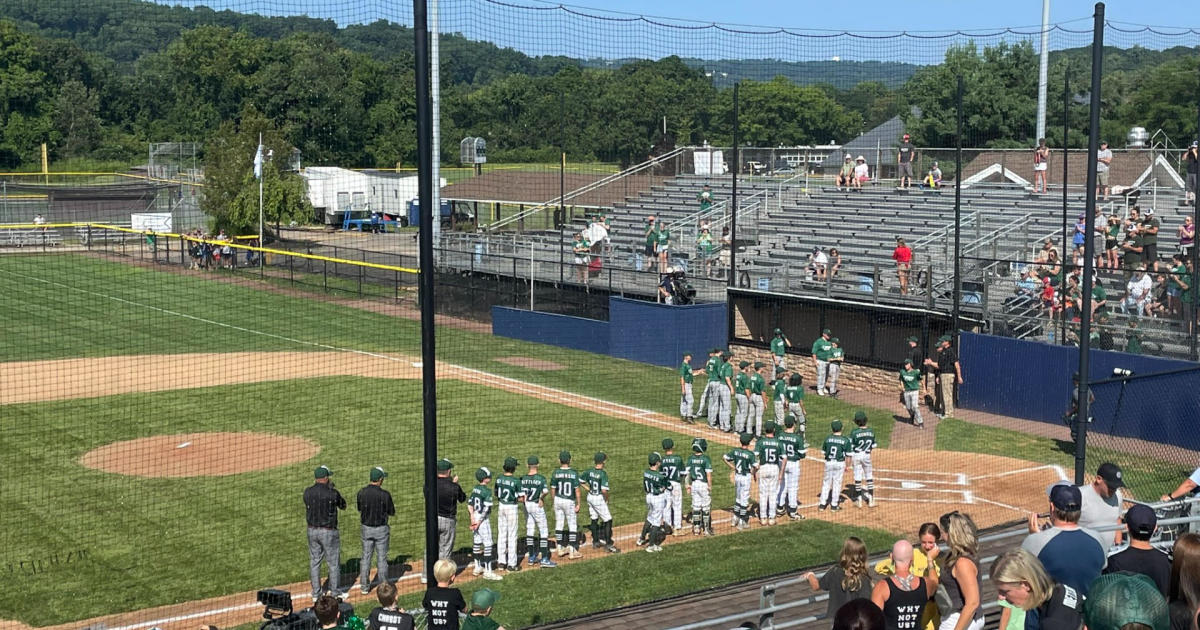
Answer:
[690,479,711,510]
[717,384,732,430]
[816,360,829,392]
[734,393,749,433]
[472,517,494,550]
[774,354,786,369]
[828,362,841,393]
[777,460,801,511]
[734,472,751,509]
[903,390,924,425]
[496,503,519,567]
[749,395,765,435]
[820,460,846,507]
[645,493,668,527]
[680,383,694,418]
[774,397,786,424]
[524,502,549,540]
[585,493,611,522]
[852,453,873,484]
[666,480,683,530]
[757,464,780,518]
[697,381,718,420]
[553,497,577,533]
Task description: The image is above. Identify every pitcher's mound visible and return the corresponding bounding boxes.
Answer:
[493,356,566,371]
[80,432,320,478]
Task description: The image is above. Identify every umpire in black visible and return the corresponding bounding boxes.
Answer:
[357,466,395,594]
[304,464,346,600]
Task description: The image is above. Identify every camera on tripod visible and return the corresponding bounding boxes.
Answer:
[258,590,316,630]
[660,267,696,305]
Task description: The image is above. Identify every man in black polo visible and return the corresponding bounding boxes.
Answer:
[422,458,467,584]
[305,465,347,600]
[358,466,395,594]
[925,335,962,419]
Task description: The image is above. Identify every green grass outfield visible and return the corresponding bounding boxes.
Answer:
[0,254,896,626]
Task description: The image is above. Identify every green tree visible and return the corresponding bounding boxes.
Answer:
[53,79,101,158]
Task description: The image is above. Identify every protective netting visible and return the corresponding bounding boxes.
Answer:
[1,1,1199,629]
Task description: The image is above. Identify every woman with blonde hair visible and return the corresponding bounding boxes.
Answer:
[1169,533,1200,630]
[990,548,1083,630]
[937,512,982,630]
[807,536,874,620]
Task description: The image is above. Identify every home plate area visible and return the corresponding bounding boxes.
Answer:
[783,449,1068,533]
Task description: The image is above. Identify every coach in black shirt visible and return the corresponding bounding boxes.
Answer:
[436,459,466,560]
[304,465,347,600]
[358,466,396,594]
[905,335,926,395]
[926,334,962,418]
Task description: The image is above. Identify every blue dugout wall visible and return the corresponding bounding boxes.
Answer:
[492,297,728,369]
[958,332,1200,450]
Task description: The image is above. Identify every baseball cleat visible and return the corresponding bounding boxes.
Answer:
[606,545,621,554]
[509,563,521,572]
[831,504,842,511]
[540,557,557,568]
[818,503,828,511]
[768,518,776,526]
[482,571,503,581]
[868,496,877,508]
[593,541,604,549]
[472,565,483,576]
[855,498,863,508]
[635,537,646,546]
[360,586,371,595]
[790,512,805,520]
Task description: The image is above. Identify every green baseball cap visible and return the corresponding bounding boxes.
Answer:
[831,419,844,432]
[662,438,674,450]
[906,336,918,343]
[503,456,519,470]
[738,360,750,369]
[692,437,708,452]
[822,328,831,336]
[854,411,867,422]
[1084,573,1168,630]
[594,451,607,464]
[475,466,491,482]
[764,421,777,433]
[830,337,840,344]
[527,455,539,466]
[784,415,796,428]
[739,432,753,445]
[753,361,765,369]
[938,334,952,343]
[775,366,787,374]
[369,466,387,482]
[314,465,332,479]
[903,357,913,365]
[774,328,782,334]
[721,351,731,359]
[437,459,453,471]
[648,451,662,465]
[559,450,571,463]
[471,587,501,611]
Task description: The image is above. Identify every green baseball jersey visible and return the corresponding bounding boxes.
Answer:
[771,337,786,356]
[581,468,609,496]
[706,356,723,382]
[550,467,581,501]
[724,447,756,474]
[686,454,713,482]
[735,372,751,395]
[754,436,785,466]
[779,432,805,461]
[495,474,521,505]
[773,378,787,400]
[679,361,694,384]
[468,484,494,517]
[849,427,876,454]
[900,367,921,391]
[829,347,845,362]
[719,361,734,382]
[520,473,548,503]
[750,373,766,395]
[660,454,685,482]
[698,190,713,206]
[784,384,805,404]
[812,337,833,361]
[822,435,851,462]
[657,229,670,245]
[642,468,668,495]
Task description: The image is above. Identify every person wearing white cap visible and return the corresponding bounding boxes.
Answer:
[837,153,856,190]
[853,156,870,188]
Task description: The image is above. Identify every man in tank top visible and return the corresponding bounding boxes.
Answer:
[872,540,940,630]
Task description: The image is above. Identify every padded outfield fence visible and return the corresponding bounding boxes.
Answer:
[1,1,1200,629]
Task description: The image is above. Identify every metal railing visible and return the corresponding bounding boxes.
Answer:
[485,146,686,232]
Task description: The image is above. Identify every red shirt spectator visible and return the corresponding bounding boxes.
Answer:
[892,242,913,264]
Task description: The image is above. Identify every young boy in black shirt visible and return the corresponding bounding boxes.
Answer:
[423,559,467,630]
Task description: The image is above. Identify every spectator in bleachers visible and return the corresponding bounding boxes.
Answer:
[572,232,591,284]
[1072,245,1086,270]
[989,549,1083,630]
[1077,463,1124,550]
[1022,483,1105,596]
[1125,319,1144,354]
[897,134,917,190]
[1182,258,1197,335]
[1015,269,1041,300]
[1141,208,1161,272]
[829,248,843,278]
[643,216,658,271]
[1168,533,1200,630]
[1041,278,1057,318]
[1122,212,1145,272]
[697,184,714,212]
[1105,214,1122,269]
[1073,214,1088,251]
[924,163,943,189]
[871,539,938,630]
[720,226,732,278]
[656,224,671,273]
[893,238,913,296]
[838,154,857,191]
[809,247,829,282]
[367,582,414,630]
[1168,254,1189,316]
[833,599,886,630]
[1104,503,1170,595]
[1122,266,1153,318]
[1097,140,1113,201]
[696,228,716,278]
[1177,216,1194,259]
[804,536,873,620]
[313,594,347,630]
[854,156,871,187]
[1091,277,1109,318]
[1033,139,1050,194]
[937,511,982,630]
[875,523,942,630]
[1185,141,1199,206]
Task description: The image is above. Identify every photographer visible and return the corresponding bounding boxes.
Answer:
[658,267,693,305]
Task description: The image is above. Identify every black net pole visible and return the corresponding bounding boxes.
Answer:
[729,82,740,289]
[412,0,441,584]
[1075,2,1105,486]
[952,75,963,339]
[1060,63,1070,346]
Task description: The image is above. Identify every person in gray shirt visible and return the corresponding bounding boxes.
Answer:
[1078,463,1124,551]
[1097,141,1113,201]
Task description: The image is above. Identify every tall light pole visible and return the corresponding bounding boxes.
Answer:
[1036,0,1052,142]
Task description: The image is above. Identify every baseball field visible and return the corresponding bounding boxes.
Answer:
[0,249,1184,629]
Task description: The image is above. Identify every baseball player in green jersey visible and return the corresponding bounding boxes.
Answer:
[827,337,845,397]
[468,467,503,581]
[812,329,834,396]
[900,358,925,428]
[776,415,807,520]
[723,433,757,530]
[818,420,851,511]
[686,438,714,536]
[639,452,670,552]
[750,362,768,435]
[679,352,697,423]
[771,328,792,369]
[772,366,789,426]
[717,351,735,431]
[660,439,686,536]
[696,348,722,426]
[494,457,523,572]
[520,456,556,568]
[754,421,786,526]
[848,411,877,508]
[733,361,752,434]
[549,451,583,560]
[581,452,620,554]
[784,373,808,430]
